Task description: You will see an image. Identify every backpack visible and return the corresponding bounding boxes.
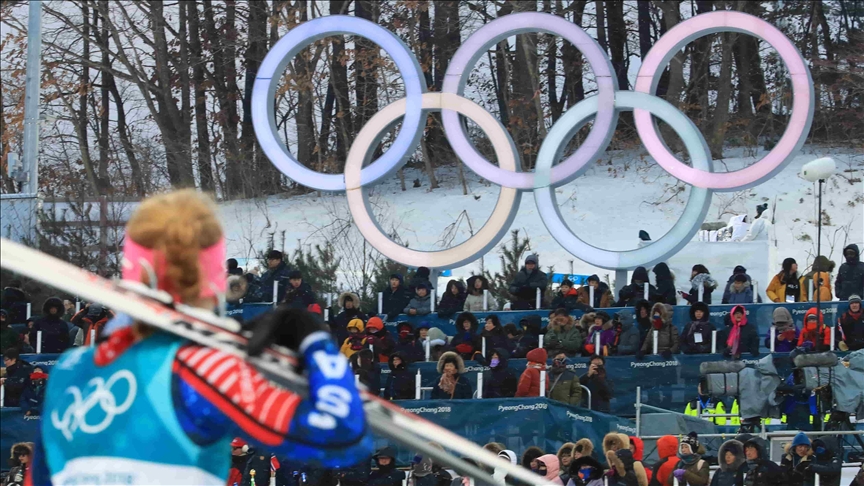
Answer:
[648,458,668,486]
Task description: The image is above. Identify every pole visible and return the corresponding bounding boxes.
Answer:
[0,383,4,407]
[535,288,541,309]
[477,372,483,399]
[483,289,488,311]
[539,334,544,349]
[482,337,486,357]
[753,281,759,303]
[26,303,31,319]
[425,339,430,361]
[90,329,96,346]
[589,285,595,307]
[643,282,649,300]
[594,332,601,356]
[272,281,278,307]
[711,330,718,354]
[23,0,43,196]
[430,289,436,313]
[569,260,574,275]
[75,300,81,313]
[36,330,42,354]
[539,370,546,397]
[635,386,641,436]
[770,326,776,353]
[652,330,659,355]
[378,292,383,315]
[816,179,823,320]
[698,284,705,303]
[415,370,422,400]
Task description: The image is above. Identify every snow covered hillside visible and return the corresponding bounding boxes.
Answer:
[218,144,863,292]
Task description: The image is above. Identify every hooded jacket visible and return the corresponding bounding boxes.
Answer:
[547,357,582,406]
[492,449,518,485]
[615,311,641,356]
[839,302,864,351]
[551,286,593,313]
[557,443,576,484]
[331,292,367,345]
[538,454,565,485]
[652,263,677,305]
[668,442,709,486]
[29,297,71,354]
[640,303,679,354]
[340,318,367,358]
[514,315,542,358]
[450,312,480,360]
[516,348,548,397]
[508,256,548,310]
[734,437,787,486]
[366,317,396,362]
[70,304,113,346]
[617,267,659,307]
[368,447,403,486]
[480,316,513,354]
[382,273,411,320]
[710,440,744,486]
[797,308,831,349]
[634,300,653,344]
[484,348,518,398]
[568,456,605,486]
[767,307,798,353]
[681,302,715,355]
[721,305,760,358]
[836,244,864,301]
[437,280,467,318]
[603,434,647,486]
[384,352,415,400]
[546,314,584,356]
[349,348,380,395]
[804,438,841,486]
[431,351,472,399]
[464,275,498,312]
[585,312,618,355]
[722,269,759,304]
[652,436,679,486]
[629,437,652,483]
[767,260,803,303]
[393,322,423,363]
[577,281,614,309]
[405,284,433,316]
[685,272,718,305]
[801,267,833,303]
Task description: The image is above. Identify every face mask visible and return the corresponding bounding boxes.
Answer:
[579,467,593,479]
[488,357,500,367]
[553,359,566,369]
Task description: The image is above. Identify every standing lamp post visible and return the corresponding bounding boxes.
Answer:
[800,157,836,325]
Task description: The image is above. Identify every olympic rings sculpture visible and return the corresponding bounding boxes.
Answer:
[253,11,813,271]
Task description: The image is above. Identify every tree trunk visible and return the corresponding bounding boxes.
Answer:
[709,32,733,159]
[685,1,713,126]
[79,2,99,195]
[560,1,587,110]
[544,0,561,121]
[606,0,628,90]
[98,5,111,193]
[595,0,607,51]
[493,1,513,128]
[637,0,653,58]
[292,0,316,179]
[107,76,146,196]
[427,0,459,170]
[510,0,541,171]
[330,0,353,165]
[354,0,380,129]
[653,0,685,152]
[187,0,215,193]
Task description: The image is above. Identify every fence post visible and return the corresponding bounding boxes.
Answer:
[378,292,383,315]
[589,285,595,307]
[477,372,483,399]
[830,326,835,351]
[652,330,659,355]
[643,283,649,300]
[483,289,489,311]
[753,281,759,302]
[770,326,776,353]
[535,288,541,309]
[26,303,31,319]
[425,339,430,362]
[326,293,333,308]
[539,334,544,349]
[810,279,816,301]
[540,370,546,397]
[0,384,3,407]
[272,281,278,308]
[369,344,374,353]
[415,370,422,400]
[75,300,81,313]
[36,330,42,354]
[635,386,641,437]
[595,332,601,356]
[711,330,718,354]
[814,473,820,486]
[430,289,436,313]
[698,284,705,303]
[324,308,329,321]
[482,337,486,357]
[90,329,96,347]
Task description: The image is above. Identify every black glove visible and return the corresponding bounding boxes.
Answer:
[245,305,328,356]
[794,461,812,474]
[635,350,646,360]
[661,350,673,360]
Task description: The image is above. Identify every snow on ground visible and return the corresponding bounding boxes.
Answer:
[219,144,863,292]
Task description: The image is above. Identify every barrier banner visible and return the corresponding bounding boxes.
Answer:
[372,398,635,465]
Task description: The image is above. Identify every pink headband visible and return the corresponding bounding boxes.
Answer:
[121,236,227,302]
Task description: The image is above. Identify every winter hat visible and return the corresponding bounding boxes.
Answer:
[498,450,518,465]
[287,270,302,280]
[733,273,748,283]
[849,295,862,305]
[681,432,700,450]
[782,258,797,273]
[587,274,600,283]
[266,250,283,261]
[733,265,747,274]
[29,371,48,381]
[366,317,384,332]
[756,203,768,218]
[231,437,247,448]
[346,318,365,333]
[526,348,547,364]
[525,254,539,266]
[415,267,431,278]
[772,307,794,330]
[561,279,574,288]
[416,321,431,332]
[632,266,649,283]
[87,303,104,318]
[791,431,811,448]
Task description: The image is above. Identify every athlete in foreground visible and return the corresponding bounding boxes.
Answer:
[30,190,371,485]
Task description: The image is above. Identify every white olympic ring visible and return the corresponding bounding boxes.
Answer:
[51,369,137,441]
[253,11,813,270]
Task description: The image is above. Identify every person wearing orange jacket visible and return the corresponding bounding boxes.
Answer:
[797,307,832,351]
[629,436,653,483]
[515,348,548,397]
[651,435,679,486]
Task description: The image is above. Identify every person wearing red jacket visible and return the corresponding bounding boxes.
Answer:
[798,307,831,351]
[226,438,247,486]
[629,436,652,483]
[516,348,548,397]
[651,435,679,486]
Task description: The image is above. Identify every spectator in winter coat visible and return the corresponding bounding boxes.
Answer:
[726,274,755,305]
[408,267,433,295]
[637,303,679,359]
[721,305,760,359]
[384,352,415,400]
[522,446,546,471]
[0,280,30,324]
[557,443,575,485]
[633,300,653,344]
[283,270,317,309]
[652,436,680,486]
[722,266,758,304]
[5,442,33,486]
[669,433,709,486]
[545,312,584,357]
[368,447,403,486]
[567,456,605,486]
[766,307,798,353]
[735,437,787,486]
[1,309,24,352]
[1,347,33,407]
[781,432,812,486]
[681,302,715,355]
[425,327,450,362]
[628,437,652,484]
[405,283,433,316]
[382,273,411,321]
[331,292,367,347]
[513,315,542,358]
[432,352,472,399]
[800,256,834,303]
[767,258,803,303]
[516,348,548,397]
[366,317,396,362]
[838,295,864,351]
[803,438,841,486]
[393,322,423,363]
[572,439,594,461]
[616,267,659,307]
[653,263,678,305]
[536,454,565,485]
[836,244,864,301]
[797,308,831,351]
[29,297,71,354]
[21,367,47,416]
[682,265,718,305]
[547,353,582,406]
[71,303,115,346]
[450,312,480,360]
[579,356,613,412]
[614,311,641,356]
[603,434,648,486]
[257,250,291,302]
[710,440,744,486]
[437,280,466,319]
[349,348,380,395]
[584,311,617,356]
[483,348,518,398]
[340,318,368,359]
[578,275,614,309]
[508,254,548,310]
[464,275,497,312]
[551,280,593,312]
[479,315,512,354]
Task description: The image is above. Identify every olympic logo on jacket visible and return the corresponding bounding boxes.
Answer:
[51,369,137,441]
[253,12,813,272]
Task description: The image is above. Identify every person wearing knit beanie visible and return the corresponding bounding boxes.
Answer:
[839,295,864,351]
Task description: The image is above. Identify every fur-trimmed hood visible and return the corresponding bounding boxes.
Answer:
[436,351,465,375]
[606,448,648,486]
[339,291,361,310]
[548,314,574,333]
[42,297,64,317]
[557,442,576,465]
[573,438,594,458]
[455,312,479,334]
[569,455,605,480]
[602,433,630,455]
[650,302,673,326]
[579,312,596,330]
[689,302,710,322]
[718,439,745,472]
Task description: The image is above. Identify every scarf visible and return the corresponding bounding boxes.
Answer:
[438,373,456,396]
[726,312,747,356]
[677,452,700,466]
[652,317,664,330]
